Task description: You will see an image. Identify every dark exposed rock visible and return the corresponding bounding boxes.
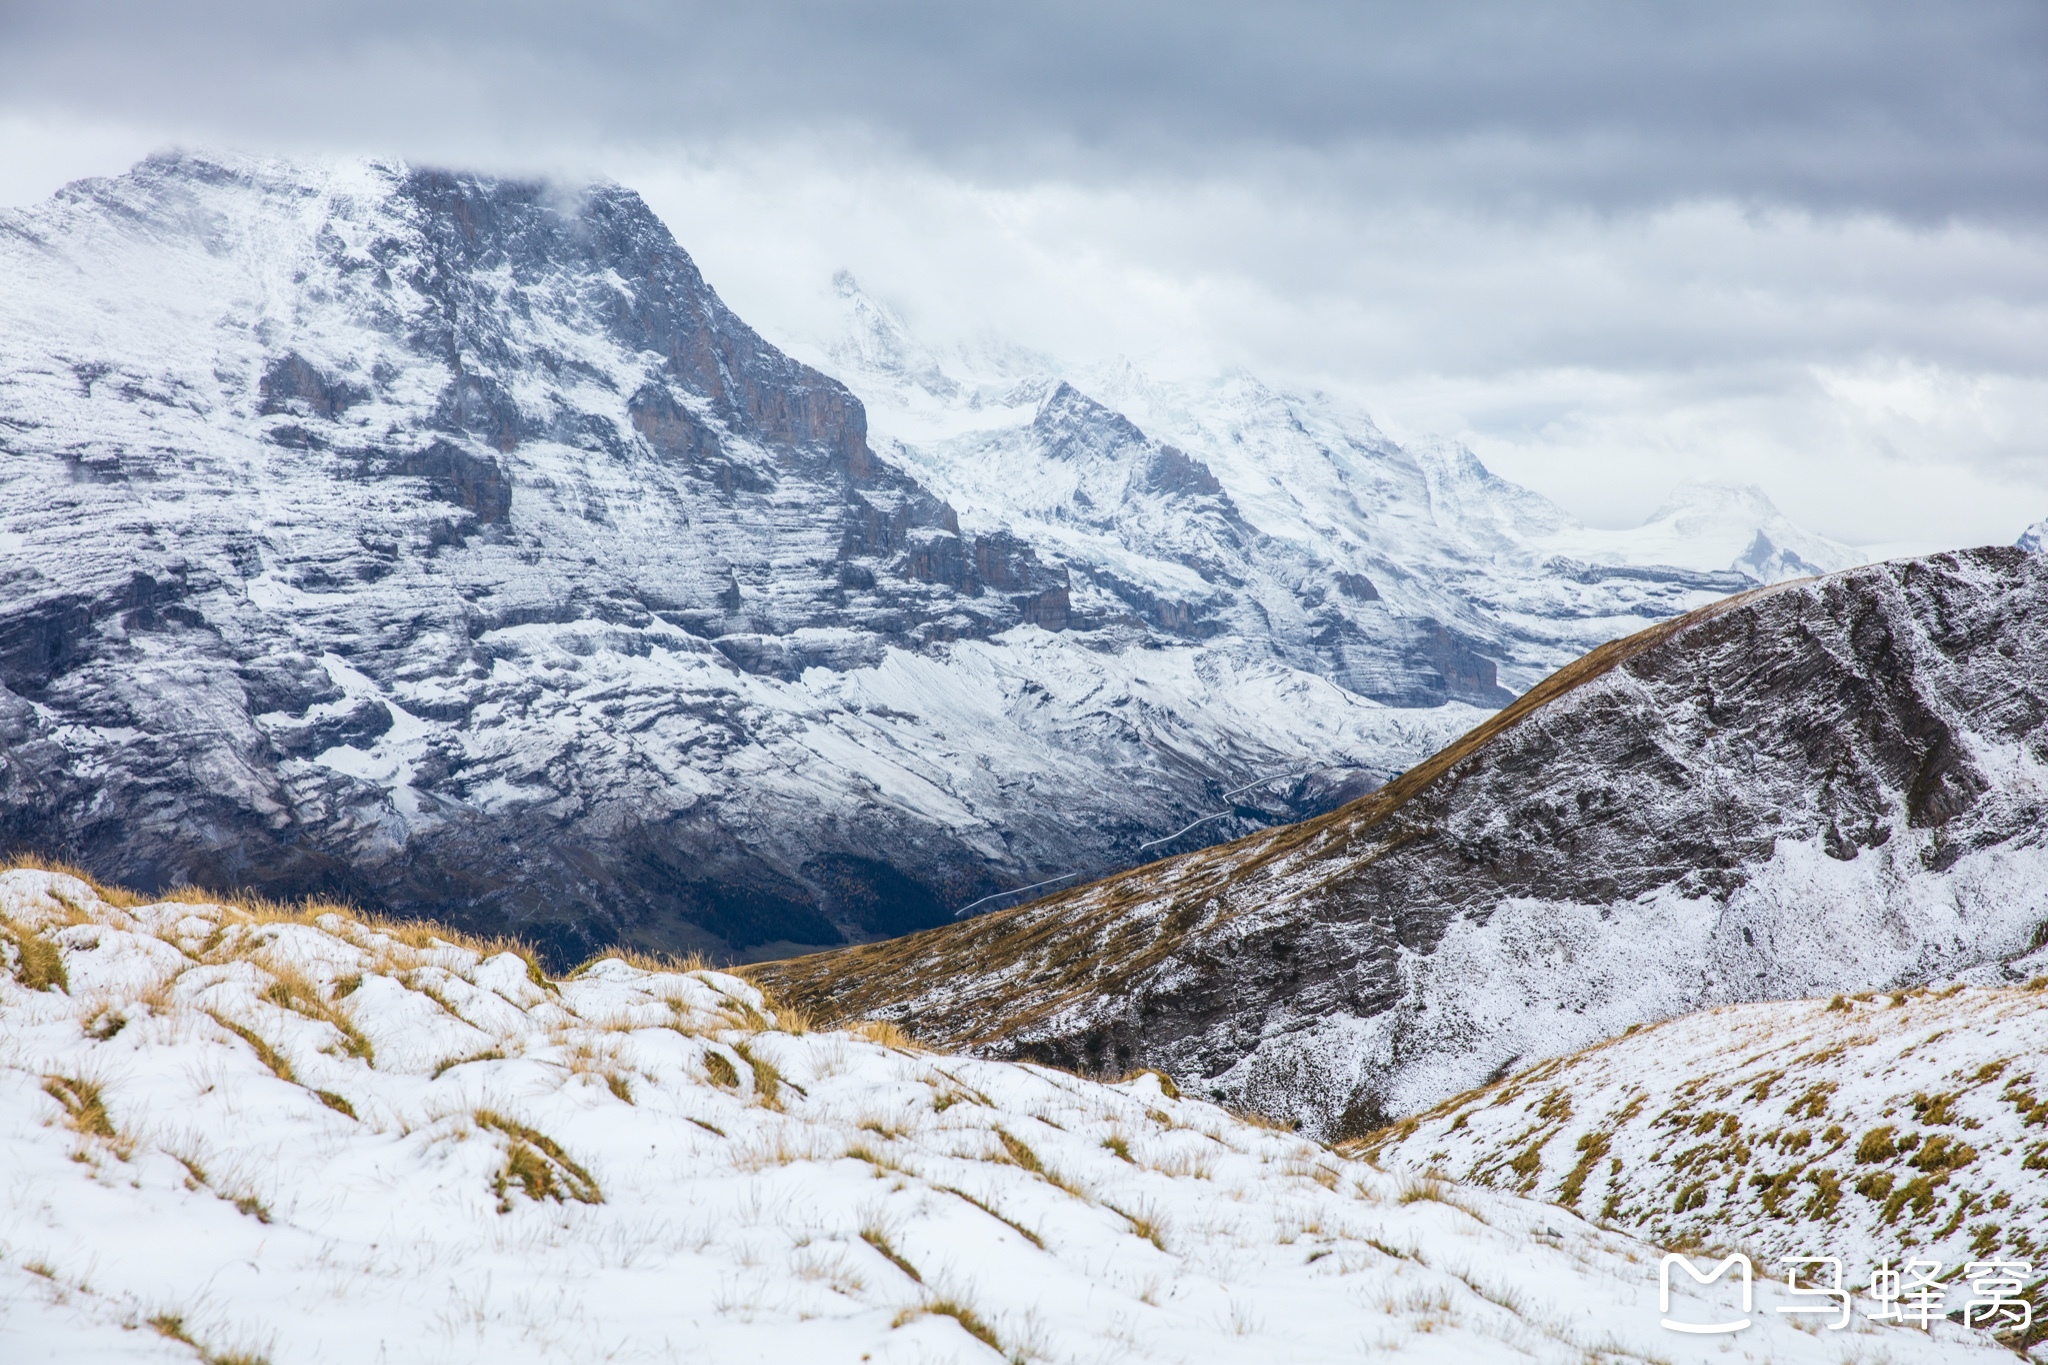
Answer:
[259,353,366,418]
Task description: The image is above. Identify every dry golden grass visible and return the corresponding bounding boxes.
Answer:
[892,1296,1003,1354]
[848,1018,920,1050]
[430,1047,507,1080]
[1149,1146,1217,1180]
[569,946,712,977]
[0,916,68,993]
[730,1127,837,1172]
[1395,1174,1489,1223]
[43,1074,115,1139]
[856,1109,916,1141]
[860,1225,923,1283]
[703,1050,741,1090]
[314,1090,357,1119]
[733,1040,785,1109]
[207,1013,298,1085]
[146,1313,274,1365]
[475,1109,601,1210]
[258,960,375,1064]
[993,1128,1045,1175]
[845,1140,917,1177]
[3,852,154,909]
[1106,1197,1172,1251]
[935,1184,1046,1249]
[1114,1067,1180,1098]
[0,855,567,989]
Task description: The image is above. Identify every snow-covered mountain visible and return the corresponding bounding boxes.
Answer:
[0,867,2002,1364]
[795,273,1866,698]
[759,548,2048,1137]
[0,152,1862,966]
[1368,978,2048,1355]
[2022,516,2048,554]
[0,153,1492,963]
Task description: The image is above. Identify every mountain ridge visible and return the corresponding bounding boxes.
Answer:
[754,546,2048,1135]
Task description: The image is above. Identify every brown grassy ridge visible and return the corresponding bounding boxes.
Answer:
[0,853,715,998]
[743,579,1794,1045]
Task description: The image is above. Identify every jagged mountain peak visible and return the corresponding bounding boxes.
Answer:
[825,269,957,400]
[800,273,1868,698]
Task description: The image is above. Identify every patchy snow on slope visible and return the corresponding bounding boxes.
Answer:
[1368,978,2048,1353]
[0,869,1998,1364]
[1220,824,2048,1127]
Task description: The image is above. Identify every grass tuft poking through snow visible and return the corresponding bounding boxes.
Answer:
[0,866,2007,1363]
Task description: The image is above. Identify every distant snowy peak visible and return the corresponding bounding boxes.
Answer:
[1544,480,1864,583]
[801,273,1869,695]
[810,280,1863,588]
[2021,514,2048,554]
[825,268,957,399]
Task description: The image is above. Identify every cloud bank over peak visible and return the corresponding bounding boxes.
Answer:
[2,1,2045,552]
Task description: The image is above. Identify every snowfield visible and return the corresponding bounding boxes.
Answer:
[0,869,2002,1363]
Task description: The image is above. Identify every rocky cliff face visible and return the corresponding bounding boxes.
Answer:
[755,548,2048,1135]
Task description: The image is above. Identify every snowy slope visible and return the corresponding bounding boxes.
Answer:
[0,868,2002,1364]
[796,276,1865,696]
[2022,517,2048,554]
[1368,979,2048,1352]
[0,152,1487,962]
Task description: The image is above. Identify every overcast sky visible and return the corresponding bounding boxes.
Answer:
[4,1,2046,553]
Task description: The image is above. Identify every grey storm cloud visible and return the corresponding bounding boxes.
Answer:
[3,0,2046,221]
[4,1,2047,554]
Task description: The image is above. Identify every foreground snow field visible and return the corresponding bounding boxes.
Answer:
[0,870,2004,1363]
